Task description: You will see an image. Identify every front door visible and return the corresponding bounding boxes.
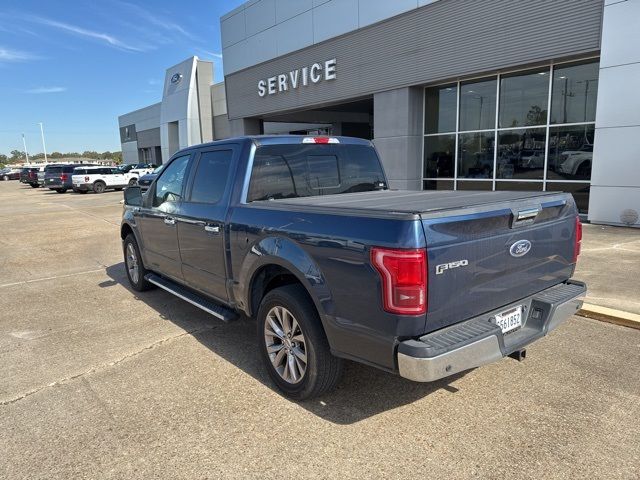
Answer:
[136,154,191,281]
[177,147,235,302]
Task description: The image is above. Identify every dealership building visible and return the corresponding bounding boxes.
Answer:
[119,0,640,227]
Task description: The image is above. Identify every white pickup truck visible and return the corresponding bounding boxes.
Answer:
[117,163,159,186]
[72,166,129,193]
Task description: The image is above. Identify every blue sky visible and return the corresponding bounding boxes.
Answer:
[0,0,245,156]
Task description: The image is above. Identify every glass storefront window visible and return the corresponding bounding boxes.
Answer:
[497,128,546,180]
[546,182,591,213]
[458,132,495,179]
[459,78,497,131]
[423,180,454,190]
[423,59,598,214]
[425,84,457,134]
[547,124,594,181]
[495,181,543,191]
[499,70,549,128]
[424,135,455,178]
[456,181,493,191]
[551,61,599,124]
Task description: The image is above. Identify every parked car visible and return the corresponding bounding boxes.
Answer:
[121,136,585,400]
[72,166,129,193]
[128,163,158,185]
[43,164,78,193]
[136,165,164,192]
[557,146,592,179]
[0,167,20,181]
[20,166,43,188]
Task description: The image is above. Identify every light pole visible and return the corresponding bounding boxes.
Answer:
[22,133,30,163]
[38,122,48,163]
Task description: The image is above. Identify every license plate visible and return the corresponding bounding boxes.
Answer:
[495,306,523,334]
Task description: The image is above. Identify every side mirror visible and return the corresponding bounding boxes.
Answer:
[124,186,143,207]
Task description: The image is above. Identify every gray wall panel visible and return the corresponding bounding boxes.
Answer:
[136,127,161,149]
[225,0,603,120]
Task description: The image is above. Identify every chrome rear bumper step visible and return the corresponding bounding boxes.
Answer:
[145,274,237,322]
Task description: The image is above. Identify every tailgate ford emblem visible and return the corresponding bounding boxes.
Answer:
[510,240,532,257]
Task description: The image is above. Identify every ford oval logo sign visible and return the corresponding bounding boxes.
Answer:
[170,73,182,84]
[510,240,532,258]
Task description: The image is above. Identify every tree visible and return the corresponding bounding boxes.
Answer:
[10,150,24,161]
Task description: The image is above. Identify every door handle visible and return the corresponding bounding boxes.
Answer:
[164,217,176,226]
[204,225,220,234]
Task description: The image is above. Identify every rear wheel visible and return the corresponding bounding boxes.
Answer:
[123,234,154,292]
[30,183,39,188]
[93,181,106,194]
[257,285,343,399]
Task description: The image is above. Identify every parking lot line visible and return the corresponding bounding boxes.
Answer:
[0,268,106,288]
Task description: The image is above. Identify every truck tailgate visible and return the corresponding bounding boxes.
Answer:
[421,194,577,332]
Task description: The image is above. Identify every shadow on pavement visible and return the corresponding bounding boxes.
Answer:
[105,262,466,424]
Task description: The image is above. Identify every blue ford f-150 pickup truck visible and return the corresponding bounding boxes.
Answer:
[121,135,586,399]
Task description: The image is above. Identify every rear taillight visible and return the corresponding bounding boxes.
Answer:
[371,248,427,315]
[60,174,68,181]
[573,216,582,263]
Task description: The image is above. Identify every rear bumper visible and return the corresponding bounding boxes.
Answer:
[397,281,586,382]
[73,183,91,191]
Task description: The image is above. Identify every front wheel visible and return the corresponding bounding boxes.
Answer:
[2,175,8,181]
[257,285,343,400]
[128,178,137,186]
[123,234,154,292]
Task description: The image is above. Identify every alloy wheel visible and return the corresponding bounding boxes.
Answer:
[263,306,307,384]
[126,243,139,284]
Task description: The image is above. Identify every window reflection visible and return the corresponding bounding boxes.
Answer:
[425,85,457,134]
[423,180,454,190]
[551,61,599,124]
[424,135,455,178]
[547,125,594,181]
[495,181,543,191]
[458,132,495,178]
[499,70,549,128]
[457,181,492,191]
[497,128,546,180]
[546,182,591,213]
[460,78,497,131]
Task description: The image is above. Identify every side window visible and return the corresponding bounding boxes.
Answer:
[152,155,190,208]
[189,150,233,204]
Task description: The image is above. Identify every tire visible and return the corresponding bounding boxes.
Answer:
[56,189,67,194]
[257,285,343,400]
[30,183,39,188]
[2,175,8,181]
[128,178,137,186]
[93,181,106,194]
[123,234,154,292]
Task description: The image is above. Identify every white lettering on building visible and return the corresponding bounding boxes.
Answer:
[258,59,337,97]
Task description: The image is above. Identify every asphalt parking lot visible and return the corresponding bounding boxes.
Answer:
[1,181,639,479]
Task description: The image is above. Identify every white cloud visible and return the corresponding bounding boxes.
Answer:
[116,1,196,41]
[25,86,67,94]
[30,16,151,52]
[0,46,38,62]
[197,49,223,60]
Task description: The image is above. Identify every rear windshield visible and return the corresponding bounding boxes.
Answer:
[247,144,386,202]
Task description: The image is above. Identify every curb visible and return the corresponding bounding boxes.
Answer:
[577,303,640,330]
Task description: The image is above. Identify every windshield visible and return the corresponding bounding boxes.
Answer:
[247,144,387,202]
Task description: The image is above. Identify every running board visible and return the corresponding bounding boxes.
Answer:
[145,274,237,322]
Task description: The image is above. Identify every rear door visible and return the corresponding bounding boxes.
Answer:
[176,146,236,302]
[136,154,192,280]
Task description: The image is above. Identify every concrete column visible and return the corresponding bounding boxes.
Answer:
[373,87,423,191]
[229,118,262,137]
[588,0,640,227]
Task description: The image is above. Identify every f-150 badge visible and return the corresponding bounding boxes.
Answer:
[436,259,469,275]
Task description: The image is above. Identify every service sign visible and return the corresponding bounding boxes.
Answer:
[258,59,337,97]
